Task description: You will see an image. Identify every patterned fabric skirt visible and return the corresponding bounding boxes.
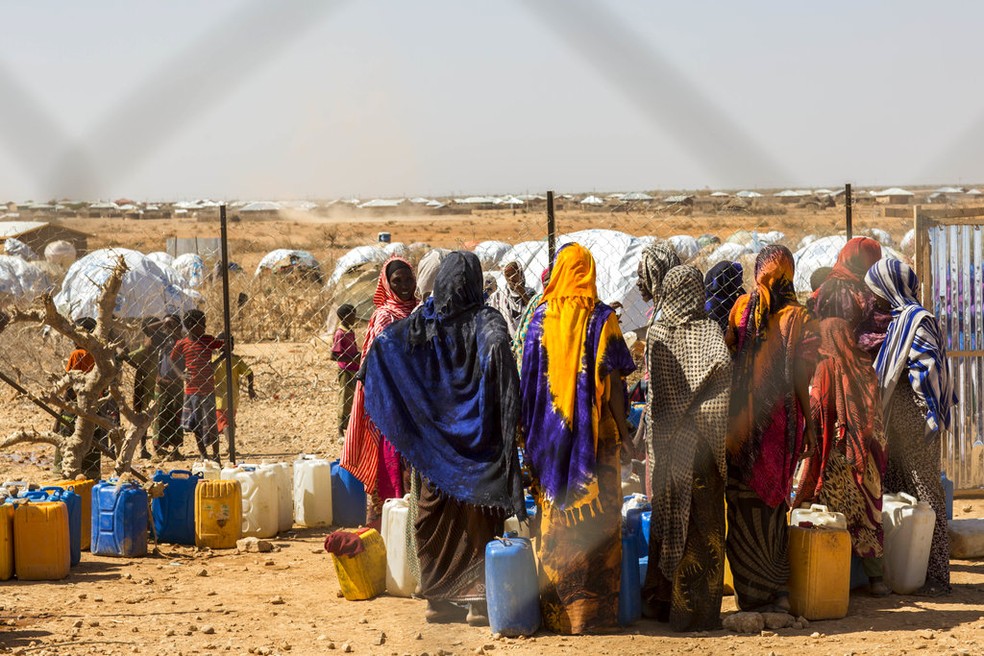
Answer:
[884,385,950,591]
[415,476,503,603]
[643,440,725,632]
[535,424,622,635]
[805,449,884,560]
[726,468,790,611]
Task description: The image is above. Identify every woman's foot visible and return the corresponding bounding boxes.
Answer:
[424,600,466,624]
[914,583,950,597]
[772,593,791,613]
[868,577,891,597]
[466,602,489,627]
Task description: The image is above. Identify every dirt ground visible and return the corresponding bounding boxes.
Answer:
[2,205,981,655]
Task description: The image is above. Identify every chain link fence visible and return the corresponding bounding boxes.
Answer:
[0,191,922,477]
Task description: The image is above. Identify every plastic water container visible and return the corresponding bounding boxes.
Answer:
[0,502,14,581]
[941,472,954,520]
[503,496,537,539]
[14,500,71,580]
[882,492,936,594]
[788,524,851,620]
[221,464,279,538]
[618,530,642,626]
[849,553,869,590]
[331,459,367,528]
[261,462,294,533]
[293,456,332,528]
[789,503,849,530]
[42,478,95,550]
[381,495,415,597]
[639,555,649,587]
[195,479,242,549]
[622,494,651,560]
[91,481,149,558]
[329,528,386,600]
[485,535,541,637]
[37,487,83,566]
[192,460,221,480]
[151,470,201,545]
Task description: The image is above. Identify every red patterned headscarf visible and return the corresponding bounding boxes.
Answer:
[827,237,882,285]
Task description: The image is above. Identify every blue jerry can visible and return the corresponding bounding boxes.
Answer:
[330,460,367,527]
[618,530,642,626]
[152,470,201,545]
[485,535,541,636]
[92,481,148,557]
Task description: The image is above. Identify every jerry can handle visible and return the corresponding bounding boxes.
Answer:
[898,492,918,506]
[808,503,829,513]
[39,486,65,498]
[169,470,193,479]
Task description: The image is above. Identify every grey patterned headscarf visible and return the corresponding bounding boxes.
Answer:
[638,241,681,316]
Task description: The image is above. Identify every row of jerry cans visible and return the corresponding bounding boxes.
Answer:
[193,457,367,533]
[0,480,148,581]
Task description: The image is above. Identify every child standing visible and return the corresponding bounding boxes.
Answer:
[170,310,224,462]
[213,333,256,447]
[330,304,360,439]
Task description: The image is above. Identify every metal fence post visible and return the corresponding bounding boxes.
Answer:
[547,190,556,272]
[844,183,853,239]
[220,204,237,465]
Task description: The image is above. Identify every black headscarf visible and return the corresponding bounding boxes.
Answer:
[363,251,524,514]
[703,261,745,331]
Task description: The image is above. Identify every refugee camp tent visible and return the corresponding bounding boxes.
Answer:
[255,249,323,283]
[326,246,386,286]
[5,237,37,260]
[54,248,195,320]
[900,229,916,255]
[473,241,512,269]
[667,235,700,262]
[0,255,52,304]
[580,195,605,206]
[735,190,763,198]
[44,240,77,267]
[864,228,894,247]
[146,252,175,269]
[330,261,384,322]
[793,236,904,294]
[383,242,408,257]
[173,253,206,289]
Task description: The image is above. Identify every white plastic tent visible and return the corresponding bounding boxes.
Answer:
[793,236,904,293]
[146,252,175,269]
[667,235,700,262]
[580,195,605,206]
[0,255,51,303]
[705,242,753,268]
[54,248,195,320]
[240,201,283,213]
[473,241,513,269]
[383,242,408,257]
[44,240,77,267]
[735,190,763,198]
[256,249,323,278]
[4,237,37,260]
[326,246,386,286]
[173,253,206,289]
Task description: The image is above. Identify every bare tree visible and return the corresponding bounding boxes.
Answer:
[0,258,152,479]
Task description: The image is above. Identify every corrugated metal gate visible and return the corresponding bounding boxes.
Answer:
[915,207,984,490]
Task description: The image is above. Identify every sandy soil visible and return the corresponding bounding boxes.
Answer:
[1,206,980,655]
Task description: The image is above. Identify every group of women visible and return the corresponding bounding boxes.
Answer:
[337,235,956,634]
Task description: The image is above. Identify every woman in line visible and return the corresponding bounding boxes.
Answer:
[341,256,418,520]
[725,244,818,612]
[794,318,889,596]
[810,236,890,356]
[511,268,550,368]
[703,261,745,332]
[642,265,731,631]
[363,251,525,624]
[488,261,533,336]
[520,243,635,634]
[865,259,957,595]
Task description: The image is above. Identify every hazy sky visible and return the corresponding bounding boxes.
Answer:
[1,1,982,201]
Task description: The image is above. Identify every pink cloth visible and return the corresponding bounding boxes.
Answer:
[376,438,405,501]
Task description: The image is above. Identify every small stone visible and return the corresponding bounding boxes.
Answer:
[342,643,353,653]
[73,620,83,628]
[797,616,810,628]
[89,620,100,627]
[474,649,484,655]
[326,643,336,650]
[237,537,274,553]
[792,621,804,630]
[374,632,386,646]
[77,593,87,600]
[810,631,822,638]
[202,625,216,635]
[269,596,285,605]
[312,548,324,554]
[415,633,423,641]
[482,646,494,652]
[917,630,936,640]
[761,631,777,637]
[963,505,974,513]
[358,618,369,624]
[93,596,104,602]
[197,569,209,577]
[317,635,328,641]
[761,612,795,630]
[166,629,176,637]
[264,560,275,566]
[281,642,292,651]
[722,611,764,634]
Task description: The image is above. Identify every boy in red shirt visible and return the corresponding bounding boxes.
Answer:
[170,310,224,462]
